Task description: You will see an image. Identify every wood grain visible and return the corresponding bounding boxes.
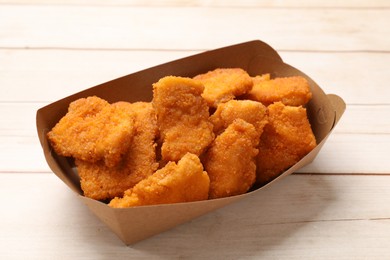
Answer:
[0,6,389,51]
[0,0,389,257]
[1,173,389,258]
[2,103,390,174]
[1,50,389,104]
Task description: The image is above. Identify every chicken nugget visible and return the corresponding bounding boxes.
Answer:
[152,76,214,162]
[76,102,159,200]
[252,73,271,82]
[193,68,253,107]
[109,153,210,208]
[246,75,312,106]
[209,99,268,136]
[47,96,136,167]
[204,119,259,199]
[256,102,317,185]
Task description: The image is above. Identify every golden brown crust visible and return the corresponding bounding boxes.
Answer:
[246,76,312,106]
[209,99,268,136]
[77,102,159,200]
[48,68,319,206]
[204,119,259,199]
[194,68,253,107]
[256,102,317,184]
[47,96,135,167]
[152,76,214,162]
[109,153,210,208]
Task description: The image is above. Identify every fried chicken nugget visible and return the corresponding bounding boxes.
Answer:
[109,153,210,208]
[252,73,271,82]
[256,102,317,185]
[152,76,214,162]
[47,96,136,167]
[76,102,159,200]
[209,100,268,136]
[246,75,312,106]
[193,68,253,107]
[204,119,260,199]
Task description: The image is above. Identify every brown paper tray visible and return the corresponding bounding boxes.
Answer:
[36,40,346,245]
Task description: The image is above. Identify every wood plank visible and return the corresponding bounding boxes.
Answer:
[0,136,51,173]
[332,104,390,135]
[1,133,389,174]
[161,219,390,259]
[0,6,389,51]
[1,49,389,104]
[299,133,390,174]
[0,49,193,102]
[0,103,44,137]
[0,173,389,258]
[1,103,390,174]
[1,0,389,8]
[281,52,390,105]
[1,102,388,140]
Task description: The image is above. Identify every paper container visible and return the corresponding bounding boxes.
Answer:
[36,40,345,245]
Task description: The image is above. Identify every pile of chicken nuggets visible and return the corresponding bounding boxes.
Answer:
[47,68,317,208]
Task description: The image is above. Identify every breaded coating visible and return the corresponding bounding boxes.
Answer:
[246,75,312,106]
[76,102,159,200]
[209,100,268,136]
[193,68,253,107]
[109,153,210,208]
[152,76,214,162]
[256,102,317,185]
[204,119,260,199]
[47,96,135,167]
[253,73,271,82]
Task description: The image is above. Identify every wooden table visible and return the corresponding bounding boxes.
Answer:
[1,1,389,258]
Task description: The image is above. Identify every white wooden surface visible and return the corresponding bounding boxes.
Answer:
[1,1,389,259]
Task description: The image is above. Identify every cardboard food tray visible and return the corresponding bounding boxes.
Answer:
[36,40,346,245]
